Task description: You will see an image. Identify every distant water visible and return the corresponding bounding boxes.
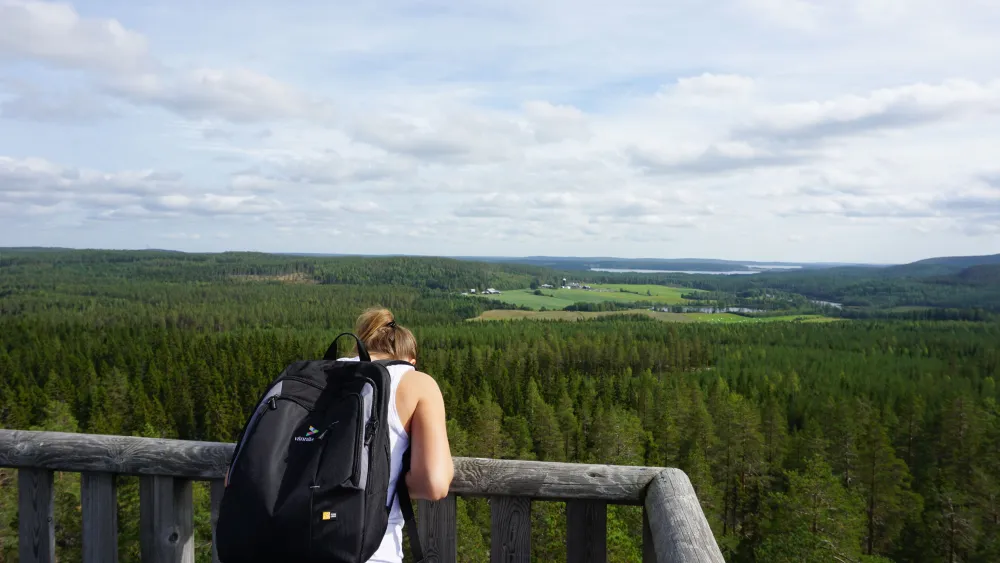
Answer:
[658,307,765,313]
[591,268,761,275]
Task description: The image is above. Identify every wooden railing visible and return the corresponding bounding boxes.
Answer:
[0,429,725,562]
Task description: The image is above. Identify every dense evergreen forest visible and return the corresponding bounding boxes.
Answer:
[1,250,999,563]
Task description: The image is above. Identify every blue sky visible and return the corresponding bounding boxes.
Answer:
[1,0,999,263]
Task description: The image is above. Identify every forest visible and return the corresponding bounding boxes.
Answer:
[1,249,999,563]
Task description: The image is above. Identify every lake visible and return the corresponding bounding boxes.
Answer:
[591,268,762,275]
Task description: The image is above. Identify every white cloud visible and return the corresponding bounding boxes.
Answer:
[163,232,201,240]
[522,100,590,142]
[230,173,285,193]
[109,68,335,123]
[0,84,117,122]
[0,0,332,125]
[628,142,806,175]
[675,73,755,98]
[736,0,825,31]
[2,0,1000,260]
[319,200,382,214]
[740,79,1000,141]
[0,0,151,73]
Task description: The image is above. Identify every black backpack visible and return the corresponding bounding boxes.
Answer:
[215,334,424,563]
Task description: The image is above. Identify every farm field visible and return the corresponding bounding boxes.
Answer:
[475,283,699,310]
[471,309,842,323]
[695,313,844,324]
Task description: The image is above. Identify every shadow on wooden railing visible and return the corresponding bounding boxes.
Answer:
[0,429,725,563]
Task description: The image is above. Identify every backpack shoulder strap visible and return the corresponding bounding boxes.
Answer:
[395,448,425,562]
[322,332,371,361]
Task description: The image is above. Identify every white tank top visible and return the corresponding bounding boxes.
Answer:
[339,358,412,563]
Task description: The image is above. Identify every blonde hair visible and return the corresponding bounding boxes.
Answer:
[355,307,417,361]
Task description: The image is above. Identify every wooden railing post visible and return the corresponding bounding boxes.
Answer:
[210,480,225,563]
[490,496,531,562]
[82,472,118,563]
[18,468,55,563]
[643,507,656,563]
[418,494,457,563]
[2,431,732,563]
[643,469,725,563]
[566,500,607,563]
[140,475,195,563]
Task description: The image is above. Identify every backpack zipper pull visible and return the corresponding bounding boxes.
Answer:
[317,419,342,441]
[364,419,378,445]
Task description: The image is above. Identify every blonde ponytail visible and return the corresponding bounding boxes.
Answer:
[355,307,417,361]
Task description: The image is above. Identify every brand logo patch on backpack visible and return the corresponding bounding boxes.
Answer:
[294,425,319,442]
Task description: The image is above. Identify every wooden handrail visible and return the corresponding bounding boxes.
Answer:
[0,429,725,562]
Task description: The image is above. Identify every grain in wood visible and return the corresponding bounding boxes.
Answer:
[0,430,232,480]
[452,457,660,504]
[18,468,54,563]
[567,500,607,563]
[643,507,656,563]
[140,475,195,563]
[490,496,531,562]
[82,472,118,563]
[418,494,457,563]
[0,430,663,504]
[643,469,725,563]
[174,479,194,563]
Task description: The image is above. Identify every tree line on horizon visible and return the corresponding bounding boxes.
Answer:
[1,251,999,562]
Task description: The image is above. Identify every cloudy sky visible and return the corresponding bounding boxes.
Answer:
[1,0,999,263]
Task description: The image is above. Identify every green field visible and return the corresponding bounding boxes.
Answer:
[472,309,842,324]
[475,283,699,310]
[695,313,844,324]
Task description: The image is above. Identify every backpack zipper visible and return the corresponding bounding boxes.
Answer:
[225,402,272,486]
[281,375,326,391]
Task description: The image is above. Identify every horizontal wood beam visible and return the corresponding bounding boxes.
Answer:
[453,457,661,504]
[1,430,230,480]
[0,430,661,503]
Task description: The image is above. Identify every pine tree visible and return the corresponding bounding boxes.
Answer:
[526,379,565,461]
[856,413,923,556]
[756,455,866,563]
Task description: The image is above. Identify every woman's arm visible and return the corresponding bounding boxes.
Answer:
[404,371,453,500]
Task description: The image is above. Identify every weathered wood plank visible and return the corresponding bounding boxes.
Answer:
[174,479,195,563]
[82,472,118,563]
[644,469,725,563]
[140,475,194,563]
[210,480,224,563]
[567,500,606,563]
[418,494,457,563]
[0,430,662,503]
[643,507,656,563]
[18,468,55,563]
[0,430,230,480]
[452,457,660,504]
[490,496,530,562]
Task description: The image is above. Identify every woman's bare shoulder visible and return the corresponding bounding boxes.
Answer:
[401,369,442,395]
